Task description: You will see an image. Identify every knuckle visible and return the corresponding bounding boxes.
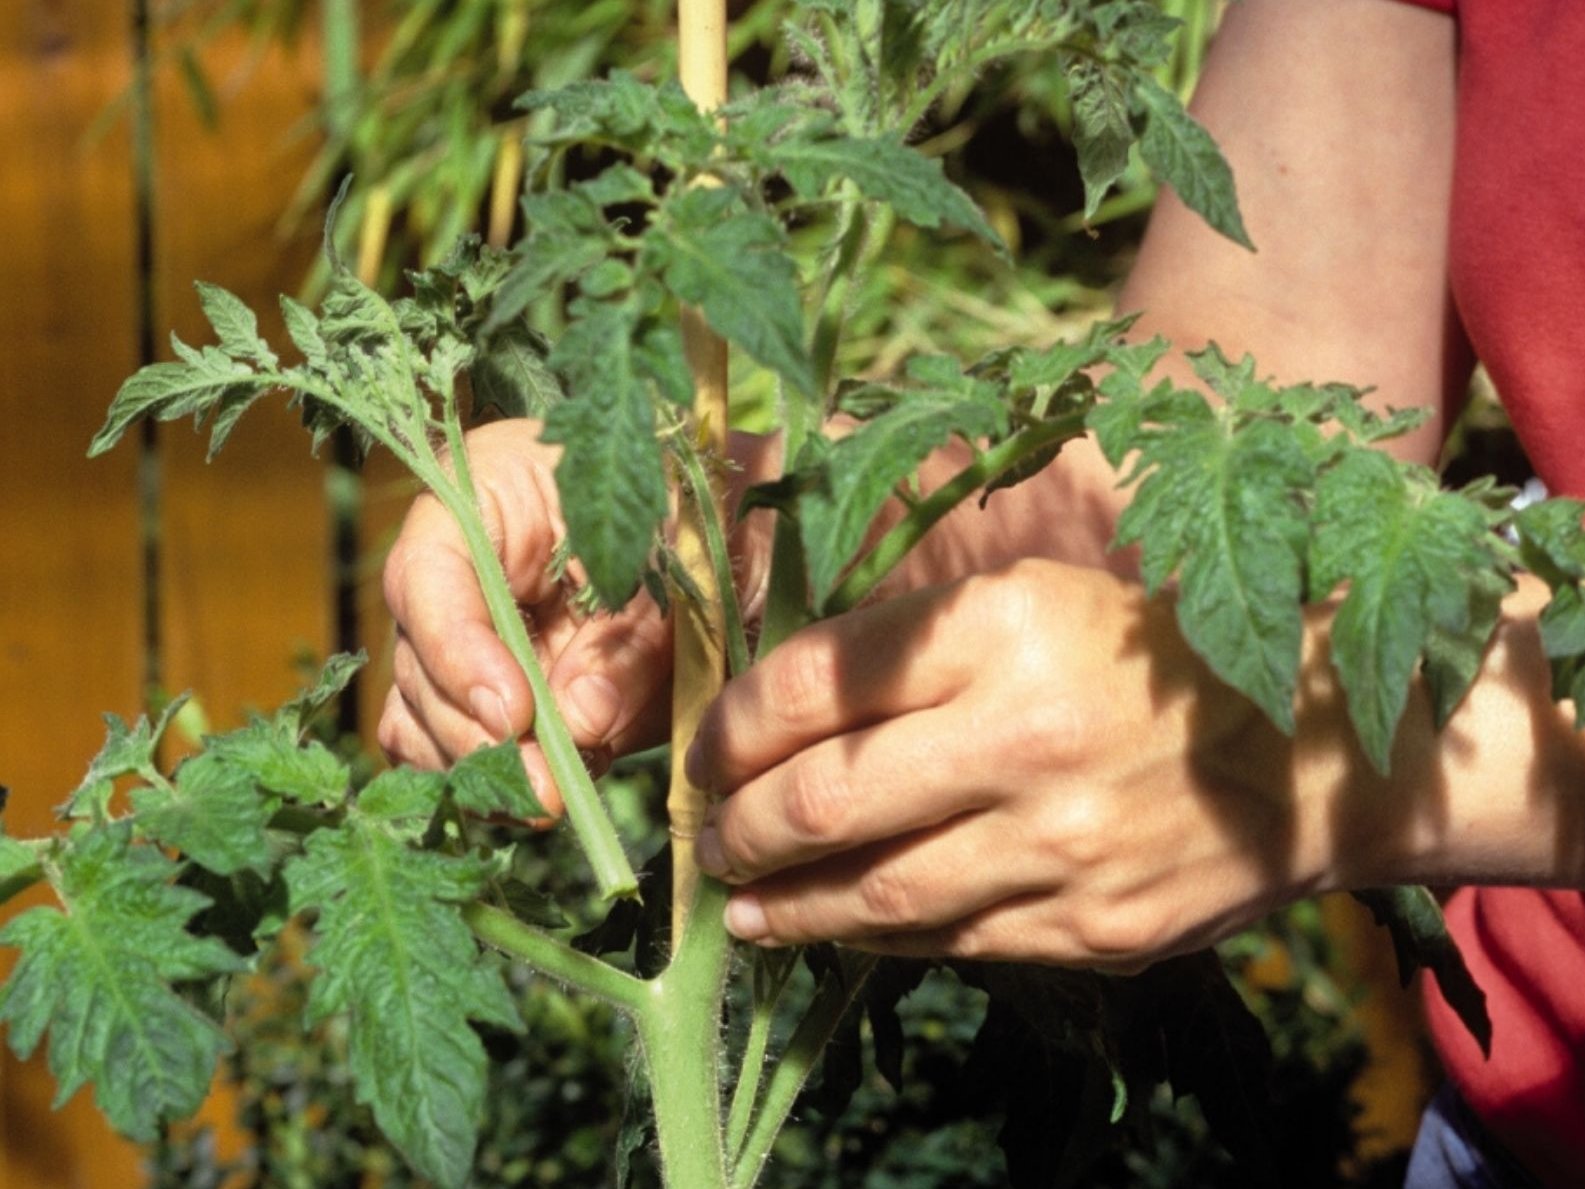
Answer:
[782,759,850,841]
[1035,792,1113,873]
[765,638,840,729]
[1072,905,1167,964]
[857,867,923,930]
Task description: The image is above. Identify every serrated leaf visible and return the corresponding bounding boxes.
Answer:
[90,354,274,459]
[1354,886,1490,1056]
[62,695,190,821]
[470,321,564,419]
[0,824,243,1140]
[356,767,448,826]
[799,370,1008,607]
[1423,565,1508,729]
[277,650,366,735]
[205,720,350,806]
[1311,453,1506,772]
[1115,414,1311,732]
[0,829,41,907]
[645,189,815,396]
[281,295,331,372]
[286,817,521,1188]
[1062,56,1132,222]
[1136,76,1253,250]
[543,302,669,607]
[447,741,546,819]
[765,129,1003,251]
[195,281,278,369]
[130,752,278,877]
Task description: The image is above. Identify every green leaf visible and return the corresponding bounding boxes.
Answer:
[1062,56,1132,222]
[1311,453,1507,772]
[644,188,815,396]
[286,816,521,1188]
[205,720,350,806]
[62,695,190,821]
[0,829,41,907]
[543,301,669,607]
[90,352,273,460]
[356,767,448,827]
[281,295,331,372]
[277,651,365,736]
[799,362,1008,607]
[195,281,277,369]
[130,752,279,877]
[1353,886,1491,1056]
[0,824,243,1140]
[447,742,547,819]
[1136,76,1253,250]
[760,127,1004,251]
[469,321,564,420]
[1115,412,1311,733]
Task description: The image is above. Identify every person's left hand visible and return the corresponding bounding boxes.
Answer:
[686,558,1341,973]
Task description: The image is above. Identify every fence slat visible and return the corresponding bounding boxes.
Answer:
[0,1,149,1184]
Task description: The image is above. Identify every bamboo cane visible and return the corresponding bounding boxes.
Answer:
[669,0,730,947]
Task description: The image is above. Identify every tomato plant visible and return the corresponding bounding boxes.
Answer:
[7,2,1585,1186]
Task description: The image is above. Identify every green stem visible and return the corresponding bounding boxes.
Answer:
[463,902,649,1016]
[828,415,1088,613]
[755,518,813,660]
[671,430,752,678]
[321,0,360,145]
[730,953,878,1189]
[428,472,639,901]
[724,957,794,1166]
[641,876,735,1189]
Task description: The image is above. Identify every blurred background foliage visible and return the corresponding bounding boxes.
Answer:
[130,0,1425,1183]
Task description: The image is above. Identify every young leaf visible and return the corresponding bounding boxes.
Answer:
[542,301,669,607]
[1353,886,1491,1056]
[797,361,1008,607]
[1062,56,1133,222]
[90,352,274,461]
[62,695,191,821]
[130,752,279,877]
[195,281,278,369]
[205,719,350,805]
[1135,76,1254,251]
[0,824,244,1141]
[1311,453,1508,772]
[286,816,522,1188]
[1114,410,1312,733]
[447,741,547,820]
[643,188,815,397]
[275,650,366,735]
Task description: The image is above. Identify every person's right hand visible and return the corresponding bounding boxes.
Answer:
[377,420,677,815]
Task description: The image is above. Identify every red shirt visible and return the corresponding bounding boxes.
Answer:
[1395,1,1585,1184]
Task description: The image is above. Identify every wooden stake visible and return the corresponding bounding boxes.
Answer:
[669,0,730,947]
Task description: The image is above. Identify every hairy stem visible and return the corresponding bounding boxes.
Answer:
[462,902,648,1016]
[427,469,639,901]
[730,953,878,1189]
[671,427,751,677]
[724,956,794,1166]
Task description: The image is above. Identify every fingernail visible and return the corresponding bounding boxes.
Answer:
[724,893,770,942]
[566,674,621,741]
[469,687,514,742]
[696,827,727,876]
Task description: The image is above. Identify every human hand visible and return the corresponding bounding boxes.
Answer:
[686,559,1338,972]
[377,420,677,813]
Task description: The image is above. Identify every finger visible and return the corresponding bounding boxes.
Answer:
[546,591,674,753]
[392,634,500,762]
[718,814,1042,948]
[376,686,448,772]
[686,585,974,793]
[696,704,1000,884]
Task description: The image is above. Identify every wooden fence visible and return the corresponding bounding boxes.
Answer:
[0,1,408,1183]
[0,2,1435,1183]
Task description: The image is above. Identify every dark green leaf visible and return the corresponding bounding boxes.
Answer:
[644,188,815,396]
[0,824,243,1141]
[470,321,563,419]
[447,741,547,820]
[1062,56,1132,222]
[1136,76,1253,250]
[543,302,669,607]
[1354,886,1490,1056]
[130,752,279,877]
[286,816,521,1188]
